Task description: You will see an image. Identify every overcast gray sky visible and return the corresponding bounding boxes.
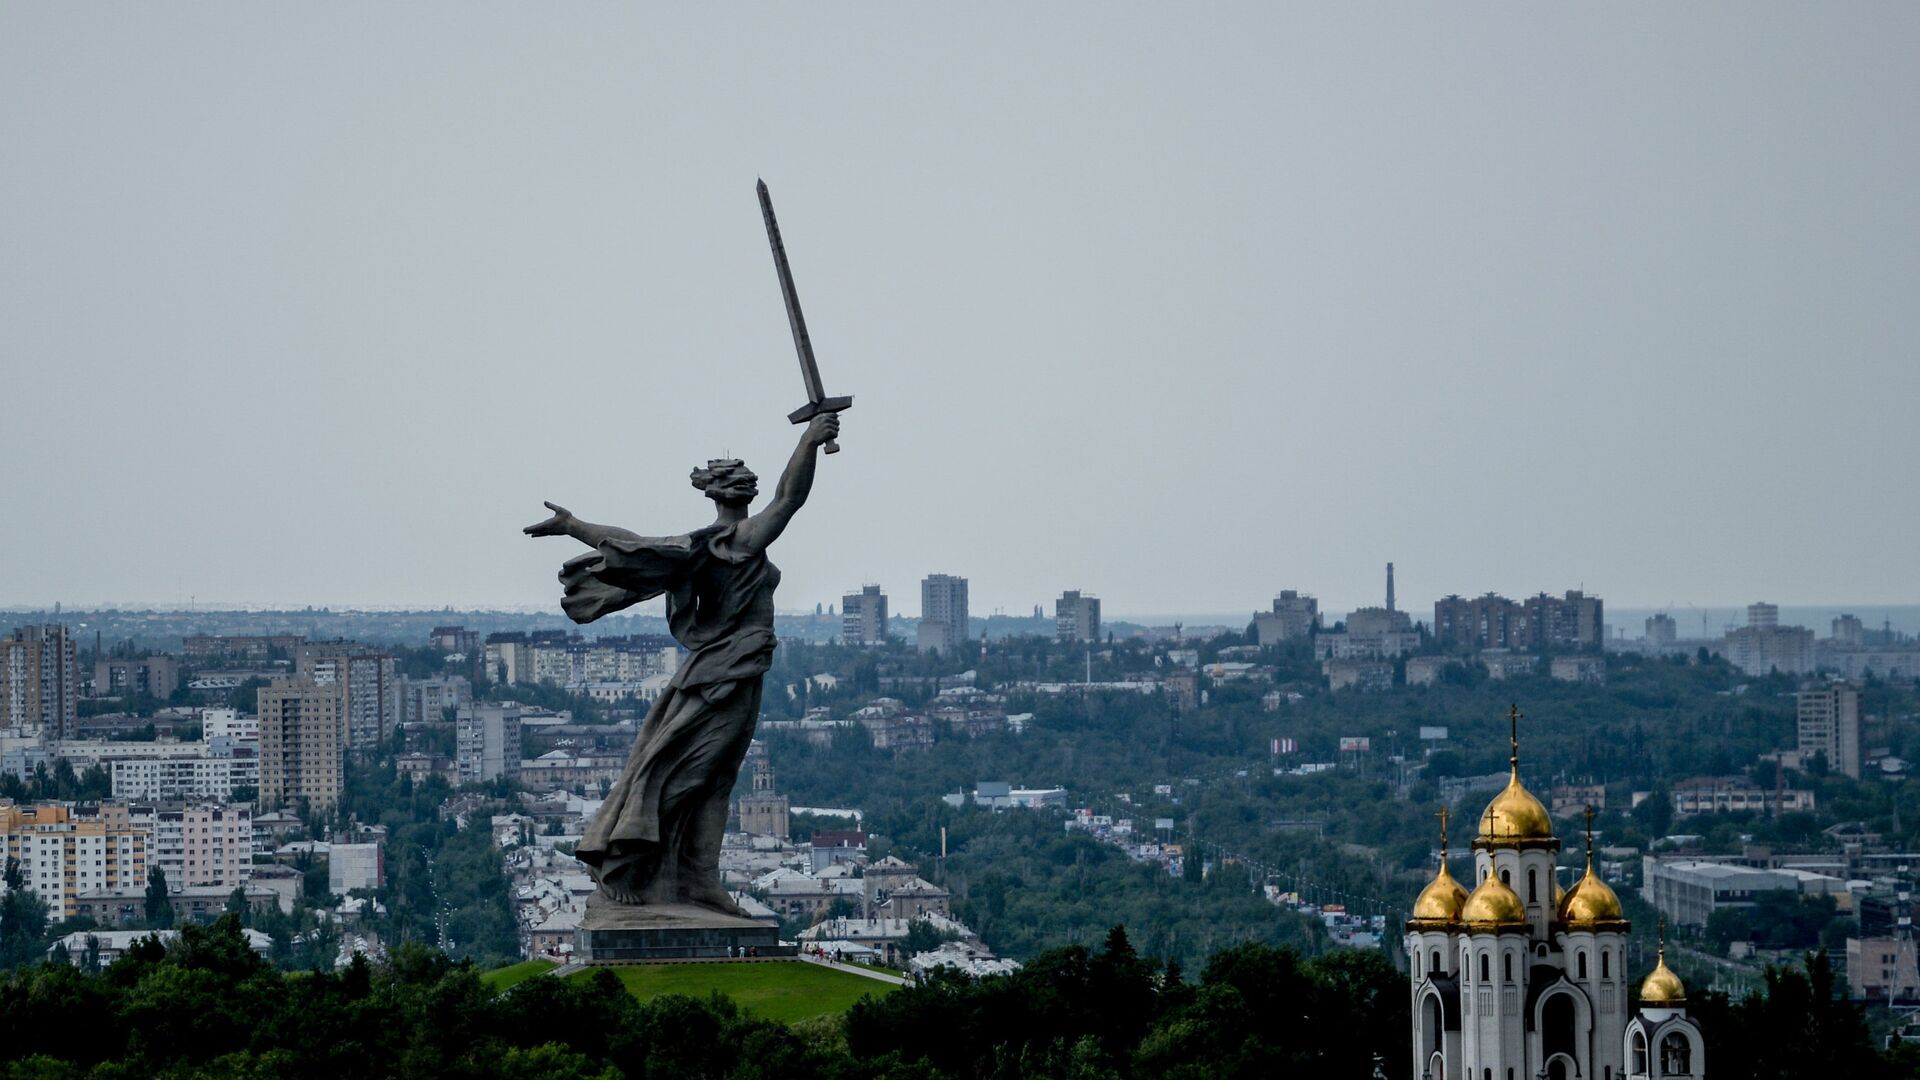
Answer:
[3,5,1916,618]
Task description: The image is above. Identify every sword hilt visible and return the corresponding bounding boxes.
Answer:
[788,395,852,456]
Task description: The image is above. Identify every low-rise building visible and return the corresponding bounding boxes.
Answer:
[1480,652,1538,680]
[329,842,384,894]
[810,830,867,873]
[1849,936,1920,1002]
[1549,655,1606,685]
[1642,856,1846,928]
[1323,658,1392,692]
[1404,656,1456,687]
[48,927,271,966]
[73,883,279,927]
[1670,777,1817,816]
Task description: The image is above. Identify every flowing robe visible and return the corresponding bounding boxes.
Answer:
[557,521,777,905]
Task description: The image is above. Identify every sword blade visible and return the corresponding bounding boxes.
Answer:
[758,179,827,403]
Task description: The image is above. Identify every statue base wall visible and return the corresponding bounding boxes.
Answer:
[574,893,792,963]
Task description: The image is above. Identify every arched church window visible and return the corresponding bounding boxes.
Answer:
[1501,868,1511,885]
[1602,949,1611,978]
[1505,952,1513,980]
[1481,953,1490,981]
[1577,951,1587,979]
[1661,1032,1692,1074]
[1633,1032,1648,1075]
[1433,949,1442,973]
[1528,868,1538,902]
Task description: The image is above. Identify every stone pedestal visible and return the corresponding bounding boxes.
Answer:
[574,893,792,963]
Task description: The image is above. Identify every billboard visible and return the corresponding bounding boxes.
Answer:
[1270,737,1298,755]
[1419,726,1449,741]
[1338,736,1371,752]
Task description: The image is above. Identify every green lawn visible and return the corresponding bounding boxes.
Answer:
[573,961,896,1024]
[482,959,559,991]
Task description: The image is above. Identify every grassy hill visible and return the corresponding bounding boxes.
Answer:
[481,958,560,991]
[569,962,897,1024]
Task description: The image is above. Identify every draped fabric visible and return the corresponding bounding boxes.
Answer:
[558,522,779,904]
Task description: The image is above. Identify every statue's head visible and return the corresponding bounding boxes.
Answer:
[691,458,759,505]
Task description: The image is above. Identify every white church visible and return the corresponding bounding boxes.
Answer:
[1407,710,1706,1080]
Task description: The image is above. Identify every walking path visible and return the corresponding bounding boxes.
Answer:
[535,955,907,985]
[798,953,910,985]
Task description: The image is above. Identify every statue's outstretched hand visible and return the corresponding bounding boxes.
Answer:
[524,501,574,538]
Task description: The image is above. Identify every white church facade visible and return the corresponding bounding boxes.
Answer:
[1407,709,1707,1080]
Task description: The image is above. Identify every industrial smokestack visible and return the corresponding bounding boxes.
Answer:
[1386,562,1396,613]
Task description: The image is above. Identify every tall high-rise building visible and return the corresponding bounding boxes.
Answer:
[297,643,399,750]
[1645,613,1678,648]
[0,624,79,737]
[0,801,148,919]
[917,574,970,655]
[256,678,346,812]
[1055,590,1101,644]
[1832,614,1867,647]
[1797,684,1862,779]
[456,702,522,785]
[1747,602,1780,630]
[842,585,889,646]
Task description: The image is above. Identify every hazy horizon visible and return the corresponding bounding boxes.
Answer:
[5,6,1918,616]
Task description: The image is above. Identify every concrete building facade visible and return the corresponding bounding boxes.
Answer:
[842,585,889,646]
[457,702,523,785]
[1055,590,1101,644]
[1797,684,1862,779]
[0,624,79,737]
[0,801,148,919]
[256,678,347,812]
[917,574,970,655]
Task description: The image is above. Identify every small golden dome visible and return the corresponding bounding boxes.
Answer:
[1559,865,1627,927]
[1461,871,1527,929]
[1409,863,1469,927]
[1640,949,1687,1005]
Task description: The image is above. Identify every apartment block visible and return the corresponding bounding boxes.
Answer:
[1797,684,1862,779]
[0,801,148,919]
[297,643,399,750]
[456,702,522,785]
[132,802,253,890]
[917,574,970,655]
[1055,590,1101,644]
[0,624,80,737]
[843,585,890,646]
[256,678,346,812]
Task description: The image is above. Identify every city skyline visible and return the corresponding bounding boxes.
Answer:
[6,8,1920,614]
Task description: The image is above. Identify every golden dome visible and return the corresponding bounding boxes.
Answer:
[1640,948,1687,1005]
[1461,871,1528,930]
[1559,865,1627,928]
[1409,863,1469,927]
[1474,706,1557,850]
[1477,773,1556,847]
